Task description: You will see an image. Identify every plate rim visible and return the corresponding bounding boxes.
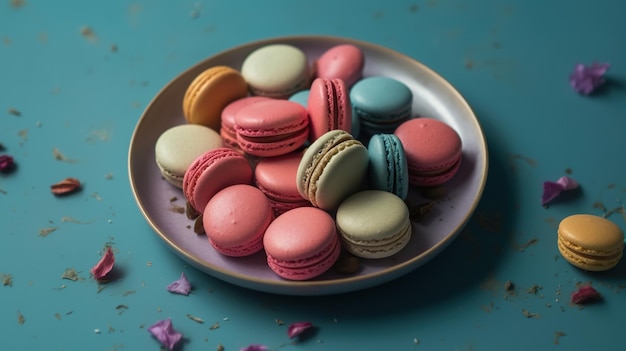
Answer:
[128,34,489,295]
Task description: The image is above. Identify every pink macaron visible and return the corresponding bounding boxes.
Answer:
[220,96,272,150]
[263,207,341,281]
[314,44,365,87]
[394,118,462,187]
[235,99,309,157]
[254,151,311,217]
[307,77,352,142]
[203,184,273,257]
[183,147,253,213]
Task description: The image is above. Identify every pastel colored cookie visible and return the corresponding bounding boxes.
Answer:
[263,207,341,280]
[350,76,412,136]
[241,44,310,98]
[288,89,310,108]
[220,96,271,150]
[235,100,309,157]
[336,190,411,259]
[297,130,369,211]
[307,77,352,142]
[314,44,365,87]
[394,118,462,187]
[254,151,311,217]
[183,147,253,213]
[203,184,273,257]
[557,214,624,271]
[154,124,223,188]
[183,66,248,131]
[367,134,409,199]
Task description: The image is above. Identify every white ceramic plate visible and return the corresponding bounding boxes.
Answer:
[128,35,488,295]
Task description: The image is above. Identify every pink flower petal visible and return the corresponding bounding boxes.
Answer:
[571,285,601,304]
[569,62,610,95]
[148,318,183,350]
[90,247,115,280]
[240,345,268,351]
[287,321,313,339]
[167,272,191,295]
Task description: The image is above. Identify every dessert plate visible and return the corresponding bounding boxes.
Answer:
[128,36,488,295]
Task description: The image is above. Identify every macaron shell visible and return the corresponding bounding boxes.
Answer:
[307,78,352,142]
[221,96,272,149]
[336,190,411,259]
[350,76,412,122]
[315,44,365,87]
[154,125,223,188]
[558,236,622,271]
[395,117,462,187]
[263,207,340,280]
[183,148,253,213]
[241,44,310,98]
[235,100,309,157]
[367,134,409,199]
[183,66,248,131]
[203,184,273,257]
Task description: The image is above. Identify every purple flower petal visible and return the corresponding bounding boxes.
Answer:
[287,321,313,338]
[542,176,579,206]
[571,285,601,304]
[167,272,191,295]
[555,176,578,190]
[569,62,610,95]
[0,154,15,173]
[240,344,268,351]
[148,318,183,350]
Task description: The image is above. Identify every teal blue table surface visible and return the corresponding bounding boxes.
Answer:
[2,1,626,350]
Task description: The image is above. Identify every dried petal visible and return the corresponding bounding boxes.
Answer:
[542,176,579,206]
[0,154,15,173]
[50,177,82,196]
[287,321,313,338]
[240,345,268,351]
[571,285,601,304]
[569,62,610,95]
[148,318,183,351]
[167,272,191,295]
[90,247,115,280]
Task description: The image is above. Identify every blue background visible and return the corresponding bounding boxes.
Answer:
[2,1,625,350]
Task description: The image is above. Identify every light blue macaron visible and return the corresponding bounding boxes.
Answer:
[350,76,412,136]
[288,89,310,108]
[367,133,409,199]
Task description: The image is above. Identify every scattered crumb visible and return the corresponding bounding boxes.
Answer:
[521,308,540,318]
[104,173,113,180]
[18,128,28,141]
[408,4,419,13]
[110,44,118,53]
[186,313,204,324]
[516,238,538,251]
[209,322,220,330]
[39,227,59,237]
[510,154,537,168]
[2,274,13,287]
[275,319,284,326]
[407,201,435,222]
[554,331,566,345]
[476,212,502,232]
[194,215,205,234]
[54,313,62,320]
[526,284,542,295]
[122,290,136,296]
[61,216,92,224]
[17,311,25,325]
[61,268,82,281]
[217,344,225,351]
[91,193,102,201]
[10,0,26,8]
[413,338,420,345]
[504,280,516,295]
[8,108,21,116]
[592,201,607,212]
[80,26,97,42]
[115,305,129,315]
[52,147,78,163]
[565,168,573,175]
[464,59,474,69]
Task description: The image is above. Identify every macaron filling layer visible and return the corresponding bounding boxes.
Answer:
[267,236,341,280]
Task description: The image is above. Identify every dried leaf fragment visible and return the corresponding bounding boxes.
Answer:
[39,227,59,237]
[2,273,13,286]
[521,308,541,318]
[80,26,98,42]
[17,310,25,325]
[7,108,21,116]
[209,321,220,330]
[52,147,78,163]
[61,268,81,281]
[554,331,566,345]
[186,313,204,324]
[51,177,82,196]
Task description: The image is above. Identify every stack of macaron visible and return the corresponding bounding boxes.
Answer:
[153,42,465,281]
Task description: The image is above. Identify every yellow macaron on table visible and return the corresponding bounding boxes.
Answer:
[2,1,626,350]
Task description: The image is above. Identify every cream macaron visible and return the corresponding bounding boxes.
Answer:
[336,190,412,259]
[154,124,223,188]
[557,214,624,271]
